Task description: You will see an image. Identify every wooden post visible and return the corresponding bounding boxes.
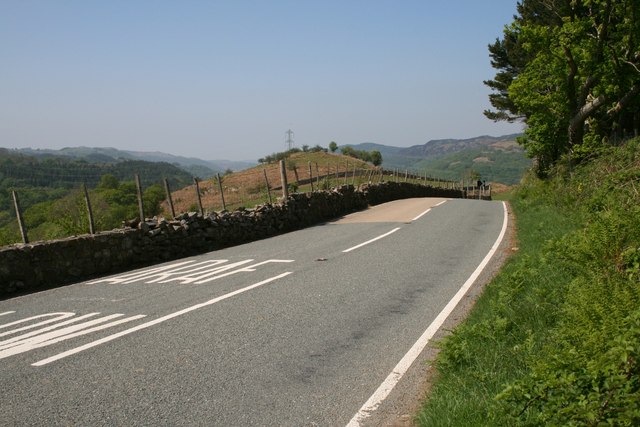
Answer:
[216,173,227,210]
[315,163,320,188]
[135,174,145,221]
[82,182,95,235]
[279,159,289,199]
[351,165,357,185]
[293,165,300,186]
[263,169,273,204]
[194,177,204,215]
[308,161,314,192]
[163,178,176,219]
[343,161,349,185]
[404,169,408,182]
[12,190,28,244]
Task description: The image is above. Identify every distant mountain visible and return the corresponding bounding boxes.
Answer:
[346,134,530,185]
[397,134,523,157]
[16,147,256,178]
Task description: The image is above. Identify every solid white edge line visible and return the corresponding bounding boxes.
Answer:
[411,208,431,222]
[0,311,16,317]
[435,200,447,207]
[32,272,293,366]
[346,201,508,427]
[342,228,402,253]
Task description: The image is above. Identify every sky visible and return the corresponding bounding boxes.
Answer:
[1,0,523,161]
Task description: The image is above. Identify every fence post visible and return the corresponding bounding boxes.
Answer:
[135,174,145,221]
[163,178,176,219]
[292,165,300,187]
[194,177,204,215]
[216,173,227,210]
[315,162,320,188]
[351,165,357,185]
[308,161,314,192]
[82,182,95,235]
[343,161,349,185]
[279,160,289,199]
[12,190,28,244]
[263,169,273,204]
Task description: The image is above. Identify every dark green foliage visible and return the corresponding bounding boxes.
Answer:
[339,146,383,165]
[0,148,192,195]
[257,148,302,164]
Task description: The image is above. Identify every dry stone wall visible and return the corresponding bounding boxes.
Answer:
[0,182,464,297]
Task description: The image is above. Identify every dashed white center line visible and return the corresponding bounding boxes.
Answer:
[411,208,431,221]
[342,227,402,253]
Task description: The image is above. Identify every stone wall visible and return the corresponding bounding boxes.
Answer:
[0,182,464,297]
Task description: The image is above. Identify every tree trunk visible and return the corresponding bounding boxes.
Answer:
[568,95,607,147]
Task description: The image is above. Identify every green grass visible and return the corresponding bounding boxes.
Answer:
[416,196,577,426]
[416,139,640,426]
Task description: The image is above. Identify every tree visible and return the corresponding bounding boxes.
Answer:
[485,0,640,175]
[329,141,338,153]
[370,150,383,166]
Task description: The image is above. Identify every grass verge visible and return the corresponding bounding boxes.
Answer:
[416,138,640,426]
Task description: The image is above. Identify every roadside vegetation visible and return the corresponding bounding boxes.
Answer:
[418,0,640,424]
[418,138,640,425]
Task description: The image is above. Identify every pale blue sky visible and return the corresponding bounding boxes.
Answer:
[1,1,523,161]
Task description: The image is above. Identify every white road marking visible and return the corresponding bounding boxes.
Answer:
[86,259,294,285]
[0,314,147,359]
[88,260,196,284]
[411,199,447,221]
[193,260,295,284]
[0,312,75,332]
[346,201,509,426]
[7,316,147,360]
[32,271,294,366]
[0,313,100,347]
[0,311,15,317]
[411,208,431,221]
[342,228,402,253]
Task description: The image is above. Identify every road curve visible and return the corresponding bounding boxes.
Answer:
[0,198,508,426]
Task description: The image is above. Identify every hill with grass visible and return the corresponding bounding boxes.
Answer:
[164,150,378,214]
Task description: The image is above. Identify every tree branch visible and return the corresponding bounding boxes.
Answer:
[607,84,640,116]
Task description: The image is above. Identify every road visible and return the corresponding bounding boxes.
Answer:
[0,198,508,426]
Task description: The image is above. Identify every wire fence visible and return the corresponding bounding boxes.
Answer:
[2,159,487,246]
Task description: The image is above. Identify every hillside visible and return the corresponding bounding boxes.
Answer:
[0,149,199,245]
[15,147,255,179]
[346,134,530,185]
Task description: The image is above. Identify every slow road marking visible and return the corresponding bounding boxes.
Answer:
[32,271,293,366]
